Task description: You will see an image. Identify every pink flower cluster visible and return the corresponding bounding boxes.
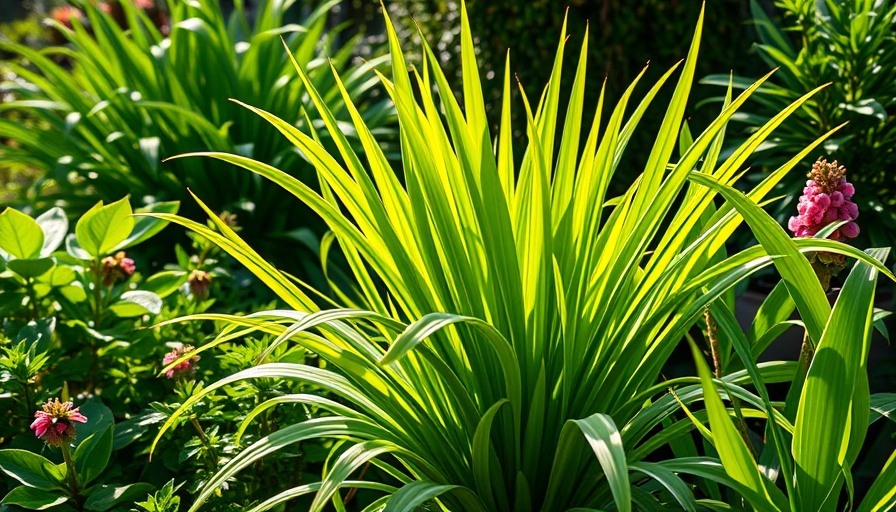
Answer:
[787,159,859,241]
[30,399,88,447]
[101,251,136,286]
[163,345,200,379]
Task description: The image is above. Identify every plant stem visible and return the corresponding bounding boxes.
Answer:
[91,261,104,328]
[189,417,219,470]
[343,462,371,504]
[60,443,81,500]
[704,308,721,378]
[19,381,35,420]
[25,278,39,319]
[705,308,754,456]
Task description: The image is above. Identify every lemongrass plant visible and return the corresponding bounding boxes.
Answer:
[151,3,894,511]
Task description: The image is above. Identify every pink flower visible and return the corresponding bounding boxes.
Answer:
[823,207,839,224]
[101,251,136,286]
[830,191,844,207]
[838,182,855,197]
[163,345,200,379]
[50,5,84,29]
[30,399,88,447]
[841,221,860,239]
[787,158,859,242]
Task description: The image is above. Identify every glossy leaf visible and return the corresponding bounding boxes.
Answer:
[7,257,55,279]
[75,198,134,258]
[1,486,68,510]
[35,207,68,257]
[0,449,66,491]
[74,424,113,486]
[0,207,44,259]
[792,249,887,511]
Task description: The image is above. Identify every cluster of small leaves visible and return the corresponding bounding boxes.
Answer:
[0,198,332,509]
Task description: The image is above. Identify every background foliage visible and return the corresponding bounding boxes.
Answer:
[703,0,896,249]
[343,0,768,193]
[0,0,395,275]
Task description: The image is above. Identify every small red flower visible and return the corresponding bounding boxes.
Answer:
[163,345,200,380]
[101,251,136,286]
[50,5,84,29]
[30,399,88,447]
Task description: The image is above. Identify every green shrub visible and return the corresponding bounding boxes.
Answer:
[0,199,325,508]
[149,3,895,511]
[0,0,396,270]
[703,0,896,248]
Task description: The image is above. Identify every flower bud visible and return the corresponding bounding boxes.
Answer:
[188,270,212,301]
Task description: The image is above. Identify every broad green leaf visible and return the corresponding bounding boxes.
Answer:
[141,270,188,299]
[689,172,829,343]
[117,201,179,251]
[857,448,896,512]
[688,339,776,510]
[35,207,68,257]
[545,414,631,511]
[73,399,114,449]
[75,198,134,257]
[472,400,510,510]
[65,233,91,260]
[108,290,162,317]
[659,457,787,510]
[60,284,88,303]
[384,481,464,512]
[39,265,77,287]
[629,462,697,512]
[15,317,56,355]
[74,424,113,486]
[793,249,888,511]
[870,394,896,425]
[0,449,66,490]
[1,486,69,510]
[7,257,55,279]
[84,482,154,511]
[0,207,44,259]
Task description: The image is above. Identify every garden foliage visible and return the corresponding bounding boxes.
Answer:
[0,1,894,510]
[0,197,323,509]
[147,2,896,510]
[0,0,395,266]
[703,0,896,247]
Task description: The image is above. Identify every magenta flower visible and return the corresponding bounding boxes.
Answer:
[163,345,200,379]
[30,399,88,447]
[787,159,859,241]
